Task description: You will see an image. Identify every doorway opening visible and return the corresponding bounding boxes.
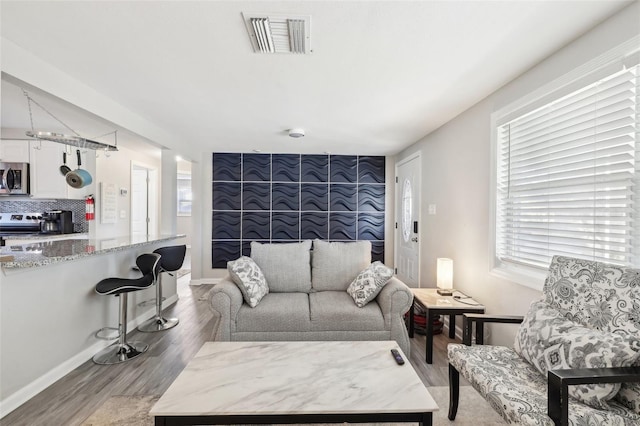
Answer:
[131,162,158,236]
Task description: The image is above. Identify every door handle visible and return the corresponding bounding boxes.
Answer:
[411,237,418,242]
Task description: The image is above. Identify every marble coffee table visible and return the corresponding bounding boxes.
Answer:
[151,340,438,425]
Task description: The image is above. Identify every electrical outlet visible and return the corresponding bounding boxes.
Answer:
[428,204,437,215]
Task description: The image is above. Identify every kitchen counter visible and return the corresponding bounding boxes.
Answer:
[0,232,88,241]
[1,233,185,413]
[0,233,185,269]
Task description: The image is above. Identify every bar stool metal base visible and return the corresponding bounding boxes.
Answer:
[137,315,179,332]
[92,341,149,365]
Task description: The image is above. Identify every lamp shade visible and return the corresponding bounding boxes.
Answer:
[437,258,453,290]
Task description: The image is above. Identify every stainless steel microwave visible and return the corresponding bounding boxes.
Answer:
[0,162,30,195]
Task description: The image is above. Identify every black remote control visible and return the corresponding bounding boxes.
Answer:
[391,349,405,365]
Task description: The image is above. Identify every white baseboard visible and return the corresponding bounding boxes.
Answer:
[189,278,220,286]
[0,294,179,419]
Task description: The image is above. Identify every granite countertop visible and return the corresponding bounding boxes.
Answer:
[1,233,88,240]
[0,234,185,269]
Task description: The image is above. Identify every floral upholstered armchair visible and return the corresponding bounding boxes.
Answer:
[447,255,640,426]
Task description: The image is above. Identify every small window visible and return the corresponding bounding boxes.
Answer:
[177,172,192,216]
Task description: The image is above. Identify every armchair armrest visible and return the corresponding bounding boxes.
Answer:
[548,366,640,426]
[462,313,524,345]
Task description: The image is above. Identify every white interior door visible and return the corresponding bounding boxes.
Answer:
[131,165,149,236]
[395,153,421,287]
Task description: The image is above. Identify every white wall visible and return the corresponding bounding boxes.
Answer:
[176,160,193,248]
[395,1,640,346]
[159,149,177,236]
[93,145,161,238]
[189,153,207,282]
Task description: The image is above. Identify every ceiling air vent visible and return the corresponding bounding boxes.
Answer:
[242,13,311,54]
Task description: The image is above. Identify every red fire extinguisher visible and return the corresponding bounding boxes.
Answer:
[85,195,95,221]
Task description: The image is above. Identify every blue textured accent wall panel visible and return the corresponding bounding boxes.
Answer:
[272,154,300,182]
[212,153,241,181]
[243,154,271,181]
[272,183,299,211]
[301,183,328,211]
[212,153,385,268]
[242,183,271,210]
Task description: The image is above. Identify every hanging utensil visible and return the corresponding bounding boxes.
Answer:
[59,151,71,176]
[66,150,93,188]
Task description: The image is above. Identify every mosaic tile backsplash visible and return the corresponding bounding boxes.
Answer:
[0,199,88,233]
[212,153,386,268]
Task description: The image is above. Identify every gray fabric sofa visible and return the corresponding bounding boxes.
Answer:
[209,240,414,355]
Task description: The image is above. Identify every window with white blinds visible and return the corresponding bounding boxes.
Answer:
[496,64,640,269]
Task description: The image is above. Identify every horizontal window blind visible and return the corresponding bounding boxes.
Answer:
[496,64,639,269]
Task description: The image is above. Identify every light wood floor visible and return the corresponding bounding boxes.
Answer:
[1,277,464,426]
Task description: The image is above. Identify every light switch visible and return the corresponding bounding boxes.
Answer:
[428,204,437,215]
[120,210,126,219]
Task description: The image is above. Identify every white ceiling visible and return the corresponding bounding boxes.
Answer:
[0,1,633,158]
[1,75,162,157]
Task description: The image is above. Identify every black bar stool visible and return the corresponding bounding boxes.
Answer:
[138,245,186,332]
[93,253,161,365]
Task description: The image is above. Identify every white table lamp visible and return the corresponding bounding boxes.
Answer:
[437,257,454,296]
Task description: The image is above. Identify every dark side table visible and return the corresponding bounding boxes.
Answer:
[408,288,485,364]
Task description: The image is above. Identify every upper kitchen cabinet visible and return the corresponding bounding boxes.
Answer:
[0,140,31,162]
[29,140,67,198]
[29,140,94,199]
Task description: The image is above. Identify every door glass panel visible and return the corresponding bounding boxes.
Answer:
[402,179,412,242]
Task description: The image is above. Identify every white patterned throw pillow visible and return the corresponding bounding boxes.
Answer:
[227,256,269,308]
[514,300,640,409]
[347,261,394,308]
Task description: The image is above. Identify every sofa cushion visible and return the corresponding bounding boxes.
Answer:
[346,261,394,307]
[514,300,640,409]
[448,343,640,425]
[227,256,269,308]
[250,241,312,293]
[236,293,311,332]
[311,240,371,291]
[309,291,384,331]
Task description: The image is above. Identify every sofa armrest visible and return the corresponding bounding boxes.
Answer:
[376,277,413,356]
[376,277,413,318]
[208,276,243,340]
[548,366,640,426]
[462,313,524,345]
